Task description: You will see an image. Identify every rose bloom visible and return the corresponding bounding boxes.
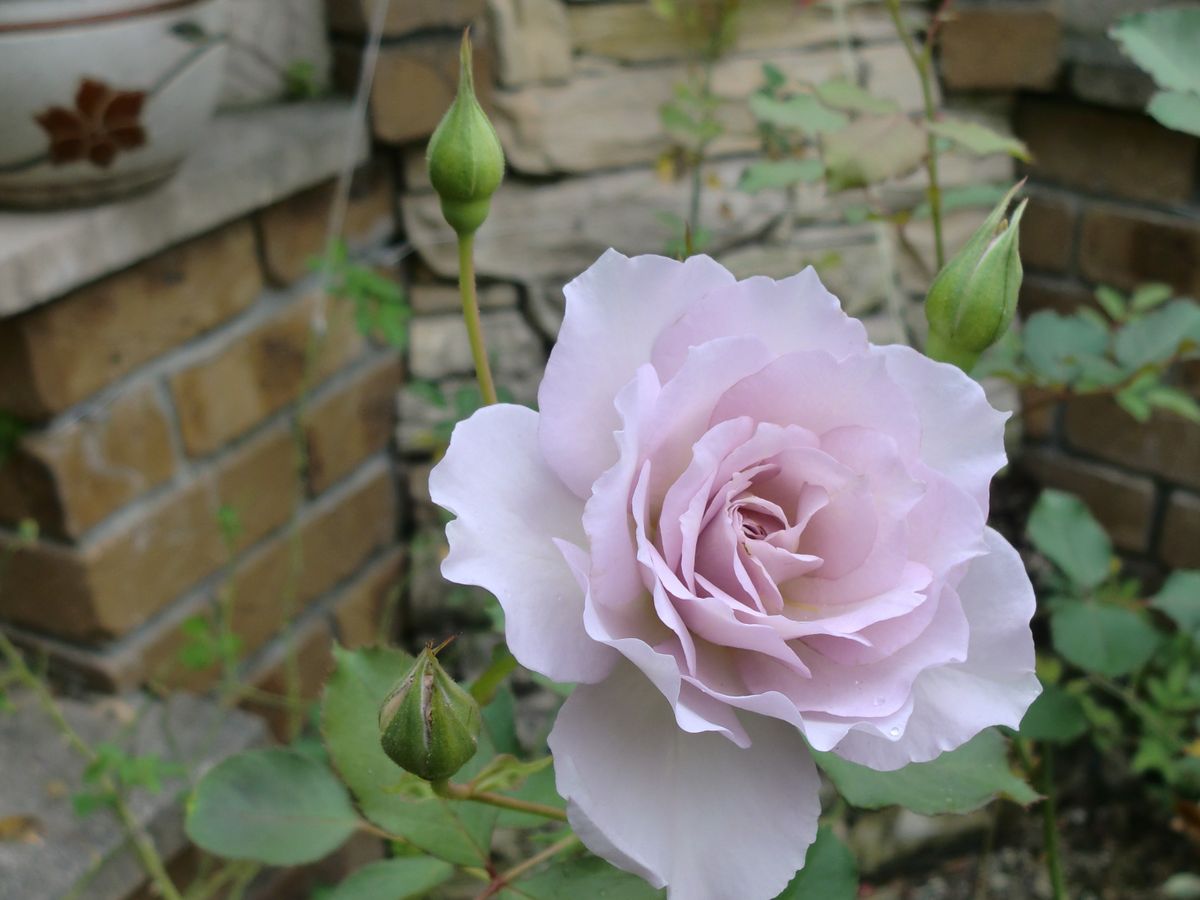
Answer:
[430,251,1040,899]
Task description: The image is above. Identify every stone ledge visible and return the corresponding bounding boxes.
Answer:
[0,101,368,320]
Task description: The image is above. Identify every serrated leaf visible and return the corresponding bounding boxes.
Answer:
[326,857,455,900]
[505,854,663,899]
[469,755,553,794]
[823,115,927,191]
[813,78,899,115]
[1151,570,1200,635]
[813,729,1038,815]
[1050,600,1161,678]
[776,827,858,899]
[1110,9,1200,95]
[926,118,1030,161]
[1019,683,1088,743]
[321,646,497,865]
[737,159,824,193]
[185,749,357,865]
[1020,312,1111,386]
[749,93,849,134]
[1026,490,1113,590]
[1114,299,1200,369]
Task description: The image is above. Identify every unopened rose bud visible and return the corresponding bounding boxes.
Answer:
[426,30,505,239]
[379,644,481,782]
[925,183,1028,371]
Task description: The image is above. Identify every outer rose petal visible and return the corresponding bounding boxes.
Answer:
[831,528,1040,769]
[875,344,1008,514]
[430,404,617,684]
[549,662,820,900]
[651,268,868,380]
[539,250,736,496]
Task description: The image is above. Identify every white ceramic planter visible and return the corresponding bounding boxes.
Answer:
[0,0,228,208]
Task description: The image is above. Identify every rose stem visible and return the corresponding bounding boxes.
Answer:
[458,232,498,407]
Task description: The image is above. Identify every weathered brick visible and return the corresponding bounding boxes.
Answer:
[1064,395,1200,490]
[0,479,226,641]
[0,385,176,538]
[409,282,518,315]
[368,38,495,144]
[0,223,261,419]
[1160,490,1200,569]
[939,8,1061,91]
[331,547,404,648]
[1019,387,1058,441]
[227,460,396,654]
[1078,205,1200,296]
[169,295,365,457]
[1020,448,1156,552]
[256,163,395,286]
[1021,192,1077,273]
[1016,98,1198,205]
[1019,275,1095,317]
[241,616,333,741]
[325,0,483,36]
[215,423,299,551]
[303,355,401,495]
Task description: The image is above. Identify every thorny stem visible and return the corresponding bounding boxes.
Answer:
[885,0,946,271]
[0,632,184,900]
[474,833,582,899]
[458,233,499,407]
[431,778,569,822]
[1014,739,1068,900]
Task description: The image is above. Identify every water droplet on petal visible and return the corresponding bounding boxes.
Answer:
[889,727,901,738]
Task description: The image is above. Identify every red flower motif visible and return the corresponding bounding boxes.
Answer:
[34,79,147,168]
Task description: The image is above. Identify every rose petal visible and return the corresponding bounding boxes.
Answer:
[830,528,1040,768]
[549,661,820,900]
[539,250,736,496]
[875,344,1008,514]
[651,268,868,380]
[430,404,616,684]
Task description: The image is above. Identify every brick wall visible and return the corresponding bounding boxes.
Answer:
[0,161,402,721]
[940,0,1200,568]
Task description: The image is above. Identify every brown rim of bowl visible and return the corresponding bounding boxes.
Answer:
[0,0,210,34]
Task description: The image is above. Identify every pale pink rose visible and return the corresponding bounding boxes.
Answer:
[430,251,1040,899]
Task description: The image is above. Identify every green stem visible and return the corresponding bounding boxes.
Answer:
[457,232,498,407]
[470,646,518,705]
[885,0,945,271]
[0,633,184,900]
[1039,746,1069,900]
[476,833,581,899]
[432,778,569,822]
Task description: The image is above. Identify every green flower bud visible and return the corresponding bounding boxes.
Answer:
[426,30,505,239]
[924,183,1028,371]
[379,645,481,782]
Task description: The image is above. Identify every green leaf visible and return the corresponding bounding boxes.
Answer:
[926,118,1030,161]
[822,115,927,191]
[813,78,899,115]
[749,93,849,135]
[776,827,858,899]
[326,857,455,900]
[469,755,553,794]
[1130,282,1174,314]
[1050,600,1161,678]
[737,159,824,193]
[185,749,357,865]
[1026,490,1113,590]
[506,854,663,899]
[1145,385,1200,423]
[1110,9,1200,95]
[813,729,1038,815]
[1115,299,1200,369]
[321,646,497,865]
[1021,311,1111,386]
[1019,683,1088,743]
[1148,89,1200,137]
[1094,285,1127,321]
[913,183,1008,219]
[1151,570,1200,636]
